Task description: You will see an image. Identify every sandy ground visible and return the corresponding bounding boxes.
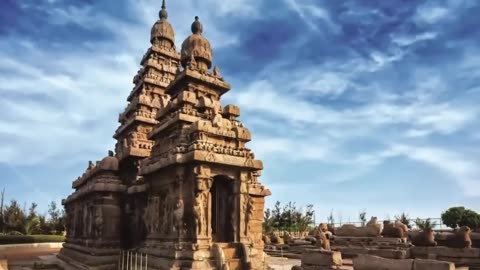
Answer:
[0,246,60,262]
[0,246,60,270]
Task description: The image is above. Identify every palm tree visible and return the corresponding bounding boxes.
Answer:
[415,218,437,231]
[395,212,412,229]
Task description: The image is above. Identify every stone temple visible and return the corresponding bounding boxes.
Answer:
[58,1,271,269]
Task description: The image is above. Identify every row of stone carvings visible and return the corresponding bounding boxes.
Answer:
[146,58,179,74]
[121,136,154,150]
[140,184,256,240]
[119,96,166,125]
[66,205,103,239]
[150,140,253,160]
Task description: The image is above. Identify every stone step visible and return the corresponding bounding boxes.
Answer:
[223,247,238,260]
[226,258,242,270]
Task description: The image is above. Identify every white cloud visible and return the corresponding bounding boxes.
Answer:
[283,0,339,33]
[291,72,351,98]
[392,32,438,46]
[389,144,480,196]
[416,5,449,24]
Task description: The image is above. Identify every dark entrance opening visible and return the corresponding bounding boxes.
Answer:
[211,175,234,242]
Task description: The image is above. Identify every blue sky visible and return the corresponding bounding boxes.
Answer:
[0,0,479,222]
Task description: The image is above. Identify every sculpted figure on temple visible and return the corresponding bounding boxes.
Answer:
[87,161,95,170]
[173,198,184,236]
[151,95,161,109]
[245,195,254,235]
[94,206,103,237]
[446,226,472,248]
[336,216,381,237]
[188,54,197,69]
[411,228,437,247]
[229,194,238,239]
[143,196,160,234]
[193,194,205,236]
[213,65,222,78]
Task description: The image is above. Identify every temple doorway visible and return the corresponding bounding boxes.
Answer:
[211,175,234,242]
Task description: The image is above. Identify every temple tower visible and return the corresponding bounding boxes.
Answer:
[113,0,181,248]
[138,16,271,270]
[60,4,271,270]
[114,0,180,183]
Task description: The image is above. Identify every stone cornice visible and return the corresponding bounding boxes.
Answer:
[114,115,157,139]
[140,45,180,66]
[65,178,126,205]
[166,68,231,97]
[140,150,263,176]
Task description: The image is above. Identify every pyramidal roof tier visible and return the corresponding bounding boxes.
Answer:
[113,0,181,162]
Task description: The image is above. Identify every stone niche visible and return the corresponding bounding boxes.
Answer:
[58,153,126,270]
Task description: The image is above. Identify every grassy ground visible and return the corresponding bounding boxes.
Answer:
[0,235,64,245]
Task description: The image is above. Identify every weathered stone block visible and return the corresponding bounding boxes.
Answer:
[410,246,480,258]
[369,248,409,259]
[223,104,240,117]
[412,259,455,270]
[301,249,342,266]
[353,254,414,270]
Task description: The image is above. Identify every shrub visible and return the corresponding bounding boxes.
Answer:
[0,234,64,245]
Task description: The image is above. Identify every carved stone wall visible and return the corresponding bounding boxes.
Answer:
[58,153,125,269]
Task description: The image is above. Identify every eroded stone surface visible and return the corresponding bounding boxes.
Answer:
[353,255,414,270]
[301,249,342,267]
[412,259,455,270]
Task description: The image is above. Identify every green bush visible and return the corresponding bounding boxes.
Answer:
[0,234,64,245]
[441,206,480,230]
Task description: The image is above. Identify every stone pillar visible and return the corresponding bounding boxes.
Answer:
[193,165,213,248]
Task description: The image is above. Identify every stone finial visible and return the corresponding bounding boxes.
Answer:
[180,16,212,69]
[159,0,168,20]
[150,0,175,46]
[88,161,95,170]
[191,16,203,34]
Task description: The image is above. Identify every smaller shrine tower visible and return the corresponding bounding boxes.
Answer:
[138,16,271,270]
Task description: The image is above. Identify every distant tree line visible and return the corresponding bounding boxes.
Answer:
[262,202,480,233]
[263,201,315,233]
[0,188,65,235]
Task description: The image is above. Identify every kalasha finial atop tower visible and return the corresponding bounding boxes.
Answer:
[191,16,203,34]
[181,16,212,70]
[159,0,168,20]
[150,0,175,46]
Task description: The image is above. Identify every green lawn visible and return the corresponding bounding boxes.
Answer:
[0,234,65,245]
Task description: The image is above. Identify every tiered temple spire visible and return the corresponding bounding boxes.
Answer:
[60,7,270,270]
[114,0,180,165]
